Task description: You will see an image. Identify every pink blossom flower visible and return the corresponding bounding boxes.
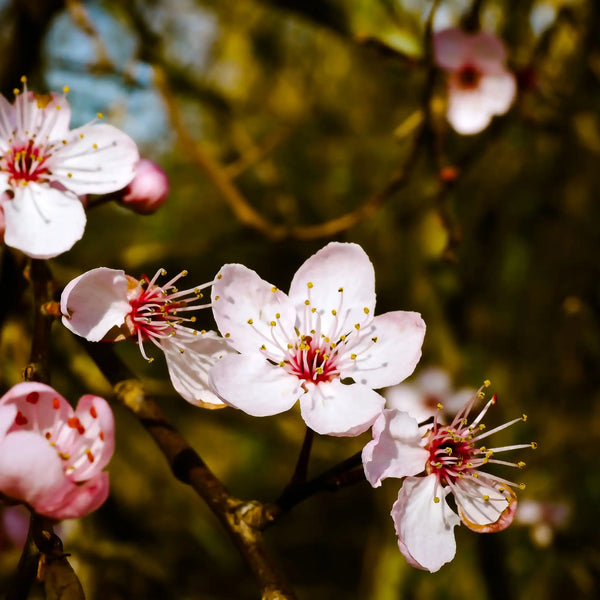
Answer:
[433,28,517,135]
[362,382,534,572]
[60,267,231,408]
[515,499,570,548]
[210,242,426,436]
[119,158,169,215]
[385,367,474,424]
[0,78,139,258]
[0,382,114,520]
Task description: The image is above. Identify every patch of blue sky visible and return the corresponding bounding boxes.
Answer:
[43,1,168,148]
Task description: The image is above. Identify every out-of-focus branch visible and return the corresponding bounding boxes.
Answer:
[80,340,296,600]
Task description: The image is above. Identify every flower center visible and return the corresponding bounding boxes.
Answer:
[456,64,482,90]
[127,269,212,361]
[2,141,50,186]
[426,426,479,484]
[283,334,341,383]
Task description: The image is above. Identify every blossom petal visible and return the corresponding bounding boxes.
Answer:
[288,242,376,335]
[70,394,115,480]
[161,332,233,408]
[433,28,470,71]
[61,267,132,342]
[50,123,139,195]
[210,354,301,416]
[45,472,109,520]
[211,263,296,357]
[0,431,68,510]
[362,410,428,486]
[469,31,508,72]
[391,474,460,572]
[446,88,496,135]
[453,476,517,532]
[0,404,17,440]
[299,379,385,437]
[478,72,517,115]
[3,183,86,258]
[345,311,425,389]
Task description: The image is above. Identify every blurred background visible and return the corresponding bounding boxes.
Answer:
[0,0,598,598]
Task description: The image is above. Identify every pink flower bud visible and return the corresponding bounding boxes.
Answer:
[120,159,169,214]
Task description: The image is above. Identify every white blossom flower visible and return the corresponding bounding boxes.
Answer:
[362,382,535,571]
[433,28,517,135]
[61,267,231,408]
[210,242,426,436]
[0,78,139,258]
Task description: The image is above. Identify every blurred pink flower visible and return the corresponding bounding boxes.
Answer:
[0,79,139,258]
[120,158,169,215]
[210,242,426,436]
[61,267,231,408]
[0,382,114,520]
[516,499,570,547]
[385,367,474,424]
[362,383,534,572]
[433,28,516,135]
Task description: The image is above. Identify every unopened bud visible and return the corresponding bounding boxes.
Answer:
[120,159,169,214]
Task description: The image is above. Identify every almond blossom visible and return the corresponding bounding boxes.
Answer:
[362,382,534,572]
[0,78,139,258]
[433,28,517,135]
[0,382,114,520]
[119,158,169,214]
[60,267,231,408]
[210,242,426,436]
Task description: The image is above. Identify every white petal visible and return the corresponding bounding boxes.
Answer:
[391,474,460,572]
[209,353,301,417]
[61,267,132,342]
[211,263,296,357]
[288,242,376,336]
[3,183,86,258]
[453,476,517,532]
[299,379,385,437]
[385,383,435,423]
[478,72,517,115]
[345,311,425,389]
[160,332,233,408]
[362,410,428,486]
[446,88,495,135]
[50,123,139,195]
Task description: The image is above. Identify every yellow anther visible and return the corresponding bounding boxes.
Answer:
[217,274,223,280]
[363,307,369,314]
[354,323,360,330]
[148,357,155,363]
[484,379,491,387]
[179,348,185,354]
[247,319,253,325]
[20,75,27,83]
[63,85,70,93]
[519,483,526,490]
[260,344,266,350]
[483,495,490,502]
[224,333,231,338]
[445,447,452,455]
[338,287,343,292]
[331,309,337,316]
[307,282,313,288]
[271,286,277,292]
[305,300,310,305]
[433,496,440,504]
[275,313,280,319]
[270,321,276,327]
[371,336,378,343]
[214,295,219,301]
[522,414,528,421]
[311,308,316,313]
[531,442,538,449]
[200,330,206,334]
[13,88,19,95]
[479,424,486,430]
[315,367,323,375]
[97,112,104,119]
[287,344,293,349]
[477,391,485,399]
[517,461,526,469]
[437,402,444,410]
[350,353,357,360]
[472,472,478,478]
[279,361,285,367]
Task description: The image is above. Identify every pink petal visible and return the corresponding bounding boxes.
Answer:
[70,394,115,480]
[288,242,376,335]
[469,31,509,72]
[0,431,68,509]
[50,123,139,195]
[345,311,425,389]
[120,159,169,214]
[161,332,232,408]
[433,28,471,71]
[0,404,17,440]
[61,267,132,342]
[391,474,460,572]
[3,183,86,259]
[385,383,435,424]
[362,410,428,487]
[34,93,72,140]
[211,263,296,357]
[299,379,385,437]
[209,354,301,416]
[44,472,109,520]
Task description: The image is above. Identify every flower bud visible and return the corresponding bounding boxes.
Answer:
[120,159,169,214]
